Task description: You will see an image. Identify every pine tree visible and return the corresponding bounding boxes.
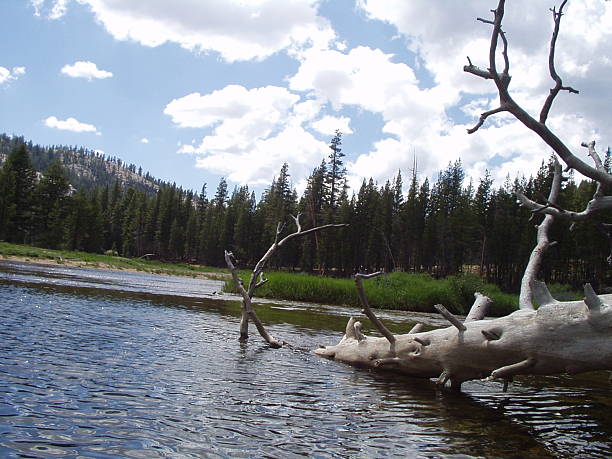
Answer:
[299,162,327,270]
[326,130,346,212]
[473,171,494,276]
[33,160,71,248]
[0,144,37,242]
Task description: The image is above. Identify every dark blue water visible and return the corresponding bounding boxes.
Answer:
[0,261,610,458]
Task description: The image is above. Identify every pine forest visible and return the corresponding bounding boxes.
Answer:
[0,132,609,293]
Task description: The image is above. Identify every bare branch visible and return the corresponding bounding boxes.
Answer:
[518,192,612,219]
[539,0,579,124]
[582,141,605,171]
[517,146,611,222]
[224,250,283,347]
[291,212,303,233]
[254,272,268,290]
[408,323,424,334]
[226,218,347,346]
[486,0,511,93]
[464,292,493,322]
[476,17,494,25]
[463,63,495,80]
[225,250,284,348]
[278,222,349,248]
[465,0,612,187]
[433,304,467,332]
[467,106,507,134]
[354,271,396,352]
[519,158,562,309]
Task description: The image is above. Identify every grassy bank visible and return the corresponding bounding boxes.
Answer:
[0,242,228,280]
[224,271,520,316]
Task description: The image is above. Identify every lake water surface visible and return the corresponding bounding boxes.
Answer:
[0,260,610,458]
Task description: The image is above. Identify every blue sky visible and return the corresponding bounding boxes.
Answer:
[1,0,610,196]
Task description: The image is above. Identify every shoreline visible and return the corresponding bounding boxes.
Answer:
[0,254,230,281]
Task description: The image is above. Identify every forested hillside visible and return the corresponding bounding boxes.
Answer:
[0,134,160,194]
[0,135,609,292]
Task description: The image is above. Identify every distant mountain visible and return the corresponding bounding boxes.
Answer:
[0,134,161,194]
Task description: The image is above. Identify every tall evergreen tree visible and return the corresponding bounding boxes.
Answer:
[0,144,37,242]
[326,130,346,212]
[33,160,71,248]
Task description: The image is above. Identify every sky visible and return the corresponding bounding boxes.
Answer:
[1,0,610,197]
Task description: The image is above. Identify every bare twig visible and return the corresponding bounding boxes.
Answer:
[354,271,396,353]
[539,0,579,124]
[467,106,507,134]
[434,304,467,332]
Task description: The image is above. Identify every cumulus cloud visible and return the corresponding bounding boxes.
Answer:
[165,84,333,185]
[165,85,301,130]
[61,61,113,80]
[194,125,329,186]
[140,137,149,144]
[39,0,335,61]
[0,66,26,84]
[289,45,463,185]
[44,116,100,134]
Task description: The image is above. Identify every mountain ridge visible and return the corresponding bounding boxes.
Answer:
[0,133,163,194]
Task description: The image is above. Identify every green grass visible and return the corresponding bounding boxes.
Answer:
[224,271,520,316]
[0,242,228,279]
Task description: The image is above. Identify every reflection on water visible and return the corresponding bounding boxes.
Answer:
[0,260,610,458]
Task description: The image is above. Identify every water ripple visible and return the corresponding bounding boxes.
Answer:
[0,263,610,458]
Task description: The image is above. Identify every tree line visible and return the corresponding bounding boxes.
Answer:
[0,133,609,292]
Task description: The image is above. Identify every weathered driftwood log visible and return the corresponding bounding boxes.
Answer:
[315,285,612,390]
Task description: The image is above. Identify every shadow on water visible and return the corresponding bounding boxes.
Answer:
[0,260,610,458]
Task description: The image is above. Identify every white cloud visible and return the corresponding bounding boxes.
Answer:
[0,68,10,84]
[44,116,100,134]
[165,84,333,185]
[166,85,300,130]
[61,61,113,80]
[30,0,45,16]
[290,45,463,184]
[194,125,329,186]
[140,137,149,144]
[43,0,336,62]
[50,0,68,19]
[31,0,68,19]
[291,46,423,112]
[0,66,26,84]
[311,115,352,135]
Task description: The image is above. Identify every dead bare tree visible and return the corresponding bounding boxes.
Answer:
[315,0,611,390]
[225,213,347,347]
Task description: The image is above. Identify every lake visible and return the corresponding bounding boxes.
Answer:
[0,260,610,458]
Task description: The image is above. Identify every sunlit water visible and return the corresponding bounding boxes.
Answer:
[0,260,610,458]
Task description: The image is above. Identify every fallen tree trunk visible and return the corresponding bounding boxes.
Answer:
[315,285,612,390]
